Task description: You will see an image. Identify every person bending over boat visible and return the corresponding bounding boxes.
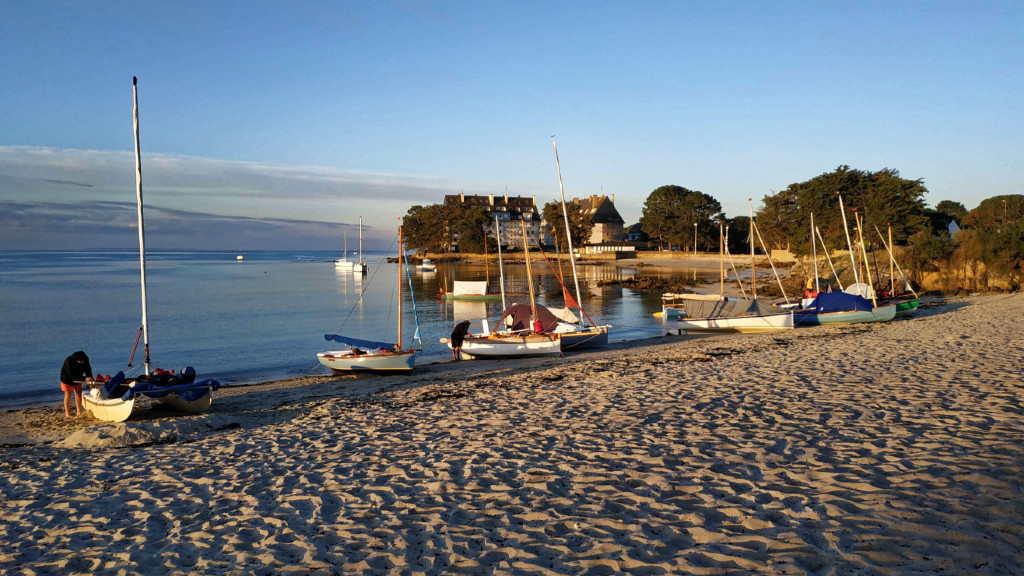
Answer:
[450,320,471,361]
[59,350,92,418]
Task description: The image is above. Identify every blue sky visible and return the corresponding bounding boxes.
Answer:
[2,1,1021,250]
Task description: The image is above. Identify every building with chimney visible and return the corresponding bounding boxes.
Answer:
[442,193,545,250]
[575,194,625,243]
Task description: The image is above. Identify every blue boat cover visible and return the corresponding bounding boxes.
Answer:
[324,334,395,350]
[102,367,221,402]
[805,292,875,313]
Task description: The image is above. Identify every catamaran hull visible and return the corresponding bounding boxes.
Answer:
[318,350,417,373]
[84,390,135,423]
[559,325,610,350]
[160,390,214,414]
[794,304,896,326]
[671,311,795,333]
[455,335,562,359]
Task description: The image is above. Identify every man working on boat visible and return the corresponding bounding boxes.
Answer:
[59,350,92,418]
[450,320,471,361]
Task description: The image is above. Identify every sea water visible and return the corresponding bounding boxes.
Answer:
[0,250,690,408]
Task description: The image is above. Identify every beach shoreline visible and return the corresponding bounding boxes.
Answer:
[2,293,1022,574]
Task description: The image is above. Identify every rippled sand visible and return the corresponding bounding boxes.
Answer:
[2,294,1023,575]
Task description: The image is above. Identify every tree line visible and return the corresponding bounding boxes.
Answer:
[401,166,1021,290]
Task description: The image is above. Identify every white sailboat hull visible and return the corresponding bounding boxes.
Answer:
[84,389,135,423]
[454,334,562,359]
[672,311,795,333]
[318,349,417,373]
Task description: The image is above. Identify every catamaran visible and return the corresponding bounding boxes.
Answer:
[83,77,220,423]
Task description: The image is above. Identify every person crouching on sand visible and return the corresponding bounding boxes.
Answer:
[60,350,92,418]
[450,320,471,361]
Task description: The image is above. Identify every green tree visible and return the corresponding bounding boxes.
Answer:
[962,194,1024,230]
[935,200,968,223]
[451,206,492,253]
[403,204,452,253]
[756,166,928,256]
[639,185,723,250]
[542,200,593,252]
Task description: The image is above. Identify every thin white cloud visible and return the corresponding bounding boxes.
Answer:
[0,145,542,249]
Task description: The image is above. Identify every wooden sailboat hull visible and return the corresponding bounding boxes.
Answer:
[84,389,135,423]
[455,334,562,359]
[671,311,795,333]
[318,349,417,374]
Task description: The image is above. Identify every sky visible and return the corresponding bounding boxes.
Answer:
[1,1,1021,250]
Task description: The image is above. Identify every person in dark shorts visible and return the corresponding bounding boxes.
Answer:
[450,320,472,361]
[60,350,92,417]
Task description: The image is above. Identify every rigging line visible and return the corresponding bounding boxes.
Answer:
[333,234,399,334]
[528,233,598,327]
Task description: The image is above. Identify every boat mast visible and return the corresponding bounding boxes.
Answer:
[495,214,507,311]
[838,193,860,288]
[811,212,820,294]
[873,224,919,298]
[359,216,363,268]
[719,219,725,297]
[520,218,539,332]
[888,222,895,295]
[552,139,584,324]
[397,224,403,351]
[816,225,845,290]
[854,213,877,307]
[749,202,757,299]
[132,77,151,376]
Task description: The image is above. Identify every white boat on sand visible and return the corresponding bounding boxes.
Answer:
[319,225,420,374]
[83,77,220,422]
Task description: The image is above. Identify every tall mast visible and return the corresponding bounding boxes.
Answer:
[359,216,363,267]
[888,222,895,295]
[397,224,403,350]
[854,213,877,306]
[838,193,859,287]
[495,214,507,311]
[132,77,151,376]
[719,220,725,297]
[811,212,820,294]
[520,218,538,331]
[749,201,757,299]
[552,139,584,323]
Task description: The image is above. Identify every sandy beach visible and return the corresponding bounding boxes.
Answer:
[2,293,1023,575]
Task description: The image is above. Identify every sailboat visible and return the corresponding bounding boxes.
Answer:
[352,216,367,275]
[445,218,561,359]
[335,231,354,269]
[83,77,220,423]
[874,223,919,315]
[791,209,896,325]
[549,140,610,350]
[660,216,794,333]
[318,225,420,373]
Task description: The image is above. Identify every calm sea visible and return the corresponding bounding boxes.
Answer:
[0,250,698,409]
